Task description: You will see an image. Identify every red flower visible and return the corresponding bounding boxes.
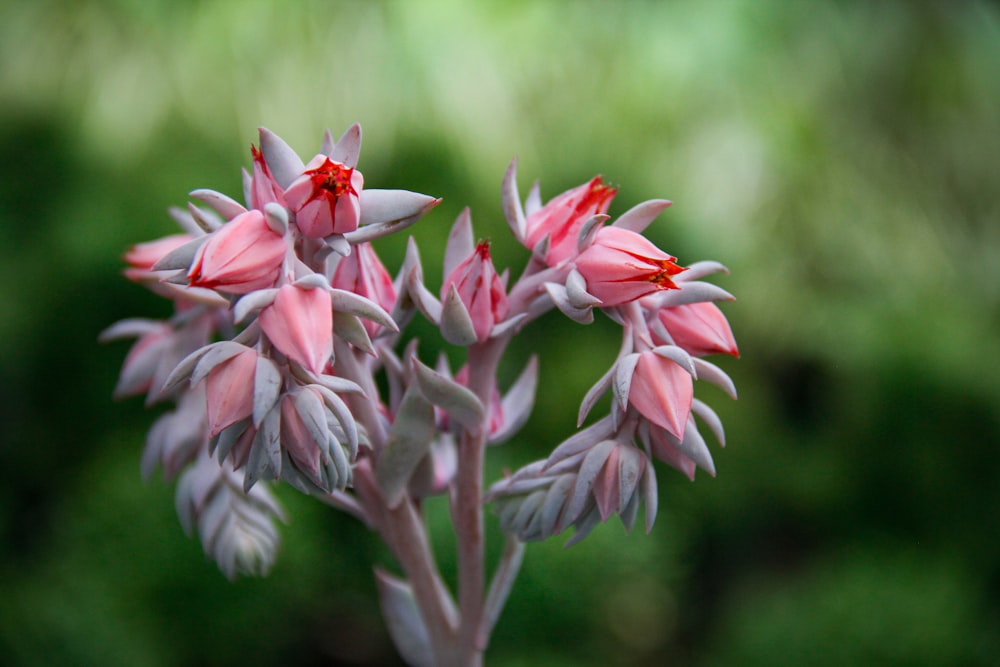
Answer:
[284,155,363,238]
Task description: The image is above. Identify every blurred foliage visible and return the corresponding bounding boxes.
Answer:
[2,0,999,665]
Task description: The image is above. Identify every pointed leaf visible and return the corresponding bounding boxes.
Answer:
[151,235,208,271]
[191,342,252,387]
[501,157,527,241]
[376,387,436,508]
[253,357,282,427]
[334,313,376,356]
[375,569,434,667]
[259,127,304,188]
[234,289,279,324]
[613,353,640,415]
[565,440,615,524]
[444,208,475,280]
[330,288,398,331]
[692,358,738,399]
[329,123,362,167]
[612,199,672,234]
[692,398,726,447]
[349,190,440,238]
[440,284,478,346]
[190,189,248,221]
[411,358,484,431]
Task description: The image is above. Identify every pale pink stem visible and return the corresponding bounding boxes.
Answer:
[452,337,508,664]
[353,463,459,662]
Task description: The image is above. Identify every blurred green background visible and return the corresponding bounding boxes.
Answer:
[2,0,999,665]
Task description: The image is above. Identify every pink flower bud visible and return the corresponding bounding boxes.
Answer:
[205,347,258,437]
[331,243,397,337]
[628,350,693,440]
[654,302,739,357]
[187,210,287,294]
[574,226,684,307]
[279,389,324,481]
[284,155,363,238]
[259,284,333,374]
[524,176,616,266]
[249,144,286,210]
[441,241,509,343]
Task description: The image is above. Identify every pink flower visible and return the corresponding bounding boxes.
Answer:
[574,226,684,306]
[654,302,739,357]
[628,350,693,440]
[331,243,397,337]
[205,347,258,437]
[284,155,363,238]
[524,176,616,266]
[441,241,509,343]
[187,210,287,294]
[259,284,333,374]
[249,144,286,210]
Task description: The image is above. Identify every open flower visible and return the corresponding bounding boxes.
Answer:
[441,241,508,343]
[284,155,363,238]
[187,210,287,294]
[524,176,616,266]
[628,349,693,440]
[574,226,684,306]
[259,283,333,374]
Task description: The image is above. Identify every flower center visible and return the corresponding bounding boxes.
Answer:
[309,158,356,198]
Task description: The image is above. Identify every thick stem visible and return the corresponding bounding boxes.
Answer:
[354,462,459,662]
[451,338,508,663]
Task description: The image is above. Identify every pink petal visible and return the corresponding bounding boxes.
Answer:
[657,302,739,357]
[628,352,693,440]
[259,284,333,374]
[206,348,258,437]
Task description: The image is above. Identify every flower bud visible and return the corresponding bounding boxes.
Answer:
[187,210,287,294]
[205,347,258,437]
[653,302,739,357]
[331,243,397,337]
[628,349,693,440]
[440,241,508,343]
[259,283,333,374]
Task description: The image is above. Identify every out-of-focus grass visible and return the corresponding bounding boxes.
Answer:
[2,1,999,665]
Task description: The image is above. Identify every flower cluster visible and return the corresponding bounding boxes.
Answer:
[488,164,739,543]
[105,125,737,665]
